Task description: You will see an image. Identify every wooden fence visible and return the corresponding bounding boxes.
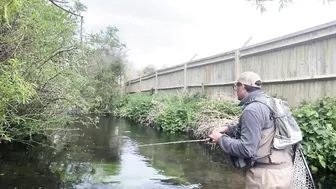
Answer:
[125,20,336,106]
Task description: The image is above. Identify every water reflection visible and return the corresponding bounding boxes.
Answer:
[58,116,246,188]
[0,116,335,189]
[120,118,246,189]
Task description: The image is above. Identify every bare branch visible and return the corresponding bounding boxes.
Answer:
[37,46,77,69]
[37,97,67,113]
[52,0,69,3]
[40,71,65,91]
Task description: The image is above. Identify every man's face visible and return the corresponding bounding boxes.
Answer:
[233,82,247,101]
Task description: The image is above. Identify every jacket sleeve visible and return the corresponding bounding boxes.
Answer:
[217,109,263,158]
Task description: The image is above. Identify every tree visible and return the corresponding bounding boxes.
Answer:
[0,0,128,145]
[248,0,334,13]
[139,64,156,77]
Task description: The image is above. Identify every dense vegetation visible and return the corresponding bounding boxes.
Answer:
[293,97,336,173]
[0,0,128,144]
[114,93,240,134]
[115,93,336,173]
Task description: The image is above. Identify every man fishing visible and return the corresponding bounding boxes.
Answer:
[209,71,294,189]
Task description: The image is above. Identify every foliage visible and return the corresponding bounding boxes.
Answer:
[247,0,293,13]
[84,26,128,114]
[0,0,128,144]
[0,0,25,25]
[192,98,240,139]
[0,59,36,141]
[116,93,336,173]
[155,94,200,133]
[247,0,334,13]
[138,64,156,77]
[293,97,336,173]
[115,93,155,125]
[114,93,238,134]
[196,98,241,119]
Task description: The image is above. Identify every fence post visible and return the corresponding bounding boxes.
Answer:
[183,53,197,91]
[184,62,187,90]
[155,71,158,94]
[139,77,142,92]
[125,80,128,94]
[235,49,240,81]
[234,49,240,98]
[201,83,204,95]
[128,81,131,94]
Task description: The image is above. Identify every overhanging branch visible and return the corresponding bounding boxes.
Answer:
[37,46,77,69]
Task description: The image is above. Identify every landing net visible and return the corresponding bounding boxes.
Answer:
[290,143,316,189]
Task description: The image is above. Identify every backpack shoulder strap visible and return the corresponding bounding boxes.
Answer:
[251,96,275,114]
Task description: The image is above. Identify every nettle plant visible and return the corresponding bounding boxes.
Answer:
[293,97,336,173]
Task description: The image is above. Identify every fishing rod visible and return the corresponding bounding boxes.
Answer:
[136,138,212,147]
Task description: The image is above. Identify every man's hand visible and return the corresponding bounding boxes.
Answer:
[213,126,229,134]
[208,131,223,143]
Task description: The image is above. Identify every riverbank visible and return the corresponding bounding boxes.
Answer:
[113,92,336,174]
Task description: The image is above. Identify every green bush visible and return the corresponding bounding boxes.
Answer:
[115,93,204,133]
[156,94,200,133]
[293,97,336,173]
[115,93,154,124]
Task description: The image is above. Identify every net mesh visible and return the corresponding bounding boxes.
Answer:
[290,145,316,189]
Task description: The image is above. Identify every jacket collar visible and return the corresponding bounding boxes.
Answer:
[238,90,266,108]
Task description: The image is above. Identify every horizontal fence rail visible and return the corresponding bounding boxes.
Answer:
[125,20,336,106]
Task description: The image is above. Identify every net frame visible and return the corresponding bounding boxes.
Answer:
[290,143,316,189]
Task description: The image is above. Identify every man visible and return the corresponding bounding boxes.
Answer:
[209,71,293,189]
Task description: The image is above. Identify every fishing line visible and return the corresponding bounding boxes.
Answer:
[136,138,211,147]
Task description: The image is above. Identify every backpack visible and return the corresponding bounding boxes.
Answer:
[253,96,303,150]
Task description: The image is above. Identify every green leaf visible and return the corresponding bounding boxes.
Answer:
[318,155,326,168]
[316,143,323,150]
[320,160,326,168]
[327,111,333,117]
[309,119,319,125]
[310,165,318,173]
[297,113,303,118]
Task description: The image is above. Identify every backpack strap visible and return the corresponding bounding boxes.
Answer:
[247,96,277,166]
[248,96,276,121]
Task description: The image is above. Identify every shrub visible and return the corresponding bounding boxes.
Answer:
[115,93,204,133]
[293,97,336,173]
[115,93,154,125]
[196,98,241,119]
[156,95,199,133]
[192,98,240,138]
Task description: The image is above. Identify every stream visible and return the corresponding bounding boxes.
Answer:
[0,116,334,189]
